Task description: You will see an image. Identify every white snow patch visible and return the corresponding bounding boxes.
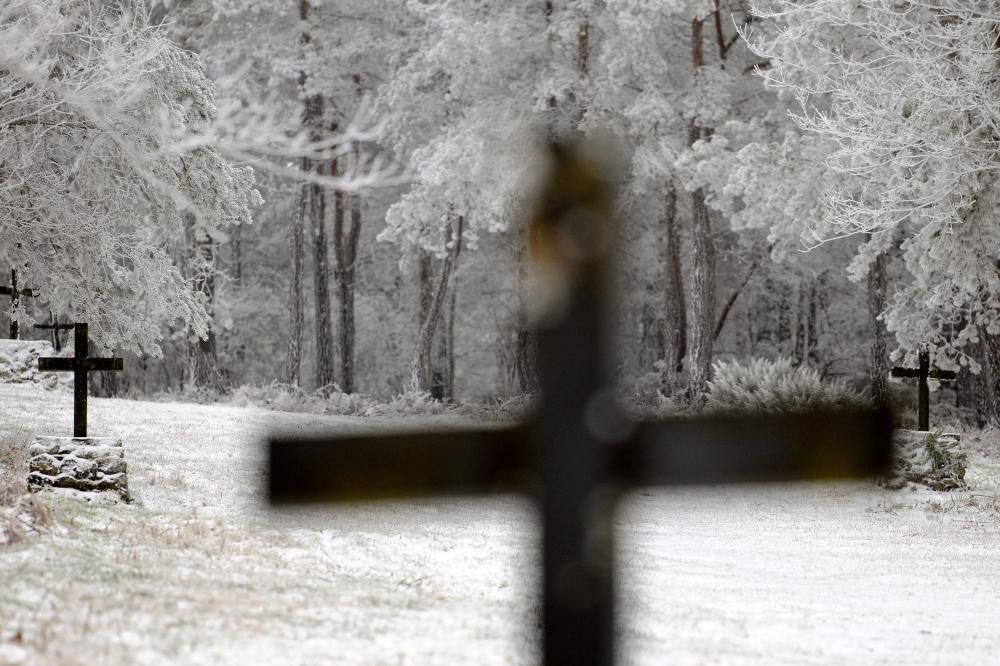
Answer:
[0,382,998,664]
[0,340,72,390]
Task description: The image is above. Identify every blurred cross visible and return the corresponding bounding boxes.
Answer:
[34,312,76,352]
[268,141,893,666]
[891,346,956,431]
[38,323,123,437]
[0,269,36,339]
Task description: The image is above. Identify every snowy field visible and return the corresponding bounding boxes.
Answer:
[1,382,999,665]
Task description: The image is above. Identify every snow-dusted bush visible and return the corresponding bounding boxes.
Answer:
[882,430,967,491]
[620,363,700,420]
[705,357,870,415]
[229,382,377,416]
[458,393,537,422]
[365,390,453,418]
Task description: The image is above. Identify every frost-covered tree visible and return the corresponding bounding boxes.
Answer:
[746,0,1000,379]
[0,0,259,356]
[160,0,402,392]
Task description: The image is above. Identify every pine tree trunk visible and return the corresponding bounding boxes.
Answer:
[867,249,889,407]
[287,179,305,387]
[409,215,463,393]
[662,179,686,379]
[233,223,242,287]
[975,335,998,426]
[188,223,228,393]
[686,18,716,395]
[687,183,715,393]
[311,168,334,390]
[793,278,819,366]
[444,284,458,400]
[807,279,819,365]
[333,155,362,394]
[286,0,316,388]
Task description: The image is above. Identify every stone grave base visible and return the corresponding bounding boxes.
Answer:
[27,436,130,501]
[881,430,966,491]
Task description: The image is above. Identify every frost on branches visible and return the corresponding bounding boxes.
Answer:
[0,0,260,355]
[746,0,1000,370]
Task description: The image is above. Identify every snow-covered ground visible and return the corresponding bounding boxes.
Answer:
[1,382,999,665]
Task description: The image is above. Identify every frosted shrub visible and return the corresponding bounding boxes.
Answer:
[706,357,870,415]
[365,390,453,417]
[458,394,537,422]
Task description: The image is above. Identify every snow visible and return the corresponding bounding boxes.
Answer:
[1,382,999,664]
[0,340,71,390]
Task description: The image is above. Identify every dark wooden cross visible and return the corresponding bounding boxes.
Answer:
[267,141,893,666]
[891,346,956,431]
[38,323,124,438]
[34,312,76,352]
[0,269,35,339]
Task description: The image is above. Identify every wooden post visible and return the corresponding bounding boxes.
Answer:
[34,316,75,352]
[891,345,955,431]
[0,269,35,339]
[918,348,930,431]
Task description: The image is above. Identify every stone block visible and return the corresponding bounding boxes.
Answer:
[27,436,130,501]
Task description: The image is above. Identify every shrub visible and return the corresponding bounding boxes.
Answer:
[882,430,967,490]
[705,357,870,415]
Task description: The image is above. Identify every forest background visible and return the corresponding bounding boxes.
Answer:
[4,0,999,426]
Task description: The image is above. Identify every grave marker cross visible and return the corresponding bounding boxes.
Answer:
[34,313,76,352]
[0,269,35,339]
[891,346,956,431]
[38,323,123,437]
[267,142,893,666]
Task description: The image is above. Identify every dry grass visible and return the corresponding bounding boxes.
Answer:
[0,418,54,546]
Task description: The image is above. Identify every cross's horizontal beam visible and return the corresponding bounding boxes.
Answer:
[39,357,124,372]
[0,286,33,298]
[269,425,532,503]
[890,368,920,378]
[268,409,894,504]
[622,409,893,486]
[34,322,76,331]
[928,369,957,380]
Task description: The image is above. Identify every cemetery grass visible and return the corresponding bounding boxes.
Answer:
[0,384,999,665]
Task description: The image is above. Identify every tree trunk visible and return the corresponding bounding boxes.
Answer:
[286,0,315,388]
[793,277,819,366]
[444,283,458,400]
[233,223,242,287]
[311,164,335,390]
[686,18,717,395]
[662,179,686,379]
[332,144,363,394]
[687,183,715,393]
[287,178,305,387]
[867,248,889,407]
[409,215,463,393]
[974,334,998,426]
[188,222,228,393]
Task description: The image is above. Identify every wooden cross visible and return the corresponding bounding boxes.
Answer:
[0,269,35,339]
[267,141,893,666]
[38,323,124,438]
[34,313,76,352]
[891,346,956,431]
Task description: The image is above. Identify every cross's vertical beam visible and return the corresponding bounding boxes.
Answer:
[532,144,617,666]
[74,323,89,438]
[9,269,19,339]
[918,347,929,431]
